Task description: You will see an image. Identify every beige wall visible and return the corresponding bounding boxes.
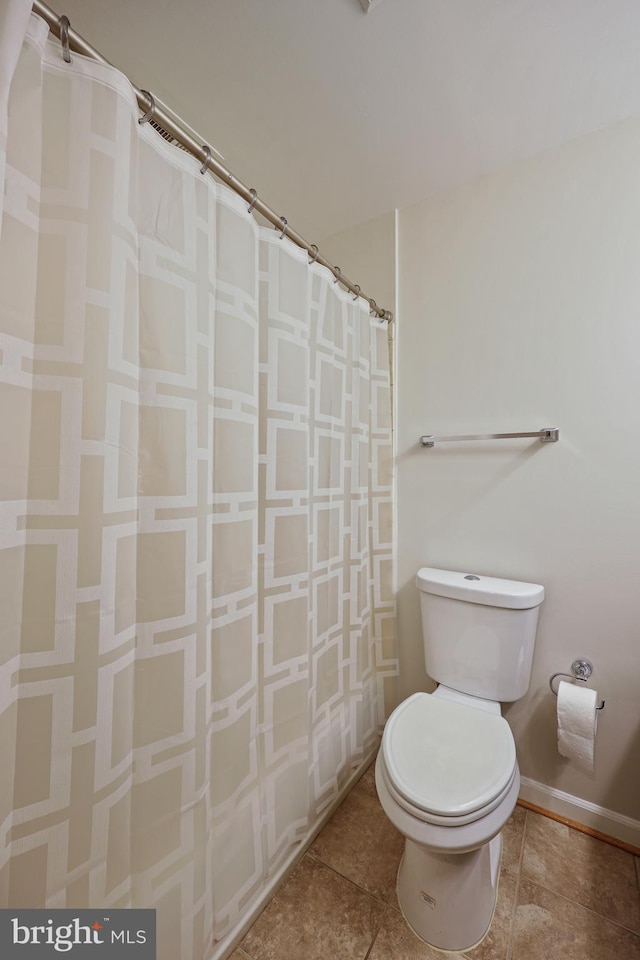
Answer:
[397,119,640,827]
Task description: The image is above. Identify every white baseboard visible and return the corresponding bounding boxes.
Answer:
[519,776,640,849]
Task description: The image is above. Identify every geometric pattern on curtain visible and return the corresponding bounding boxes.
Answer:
[0,10,397,960]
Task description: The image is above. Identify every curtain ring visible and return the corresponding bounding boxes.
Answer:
[277,216,288,239]
[368,298,378,315]
[308,244,320,265]
[200,145,211,175]
[138,91,156,125]
[352,285,361,301]
[59,15,71,63]
[333,266,342,285]
[247,188,258,214]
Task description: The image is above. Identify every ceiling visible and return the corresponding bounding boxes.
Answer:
[52,0,640,241]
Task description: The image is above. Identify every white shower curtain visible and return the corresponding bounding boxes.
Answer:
[0,7,397,959]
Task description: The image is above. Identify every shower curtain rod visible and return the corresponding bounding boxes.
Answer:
[30,1,393,323]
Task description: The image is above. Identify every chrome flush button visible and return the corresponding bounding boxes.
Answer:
[464,575,480,581]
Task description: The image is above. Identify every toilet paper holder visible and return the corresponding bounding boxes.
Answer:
[549,659,605,710]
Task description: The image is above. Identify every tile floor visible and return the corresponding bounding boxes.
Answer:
[231,760,640,960]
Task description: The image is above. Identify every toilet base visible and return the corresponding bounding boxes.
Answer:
[396,831,502,951]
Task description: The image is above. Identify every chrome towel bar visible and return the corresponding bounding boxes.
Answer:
[419,427,559,448]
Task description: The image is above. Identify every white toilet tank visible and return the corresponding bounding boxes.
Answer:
[416,568,544,702]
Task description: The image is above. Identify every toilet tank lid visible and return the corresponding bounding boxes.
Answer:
[416,567,544,609]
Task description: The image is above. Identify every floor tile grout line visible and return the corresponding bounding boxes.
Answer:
[238,853,389,960]
[518,808,529,875]
[520,811,640,937]
[521,874,640,939]
[362,903,392,960]
[505,807,529,960]
[303,848,396,910]
[306,838,401,959]
[518,870,640,936]
[506,875,519,960]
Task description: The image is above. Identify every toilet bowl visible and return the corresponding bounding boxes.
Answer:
[375,687,519,950]
[376,687,520,950]
[378,567,544,951]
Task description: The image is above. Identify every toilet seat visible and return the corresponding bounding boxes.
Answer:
[381,692,516,823]
[379,750,518,827]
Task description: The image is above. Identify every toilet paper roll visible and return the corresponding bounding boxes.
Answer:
[557,680,598,774]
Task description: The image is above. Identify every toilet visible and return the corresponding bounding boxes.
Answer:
[376,567,544,951]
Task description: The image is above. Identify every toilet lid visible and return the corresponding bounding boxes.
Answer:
[382,692,516,817]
